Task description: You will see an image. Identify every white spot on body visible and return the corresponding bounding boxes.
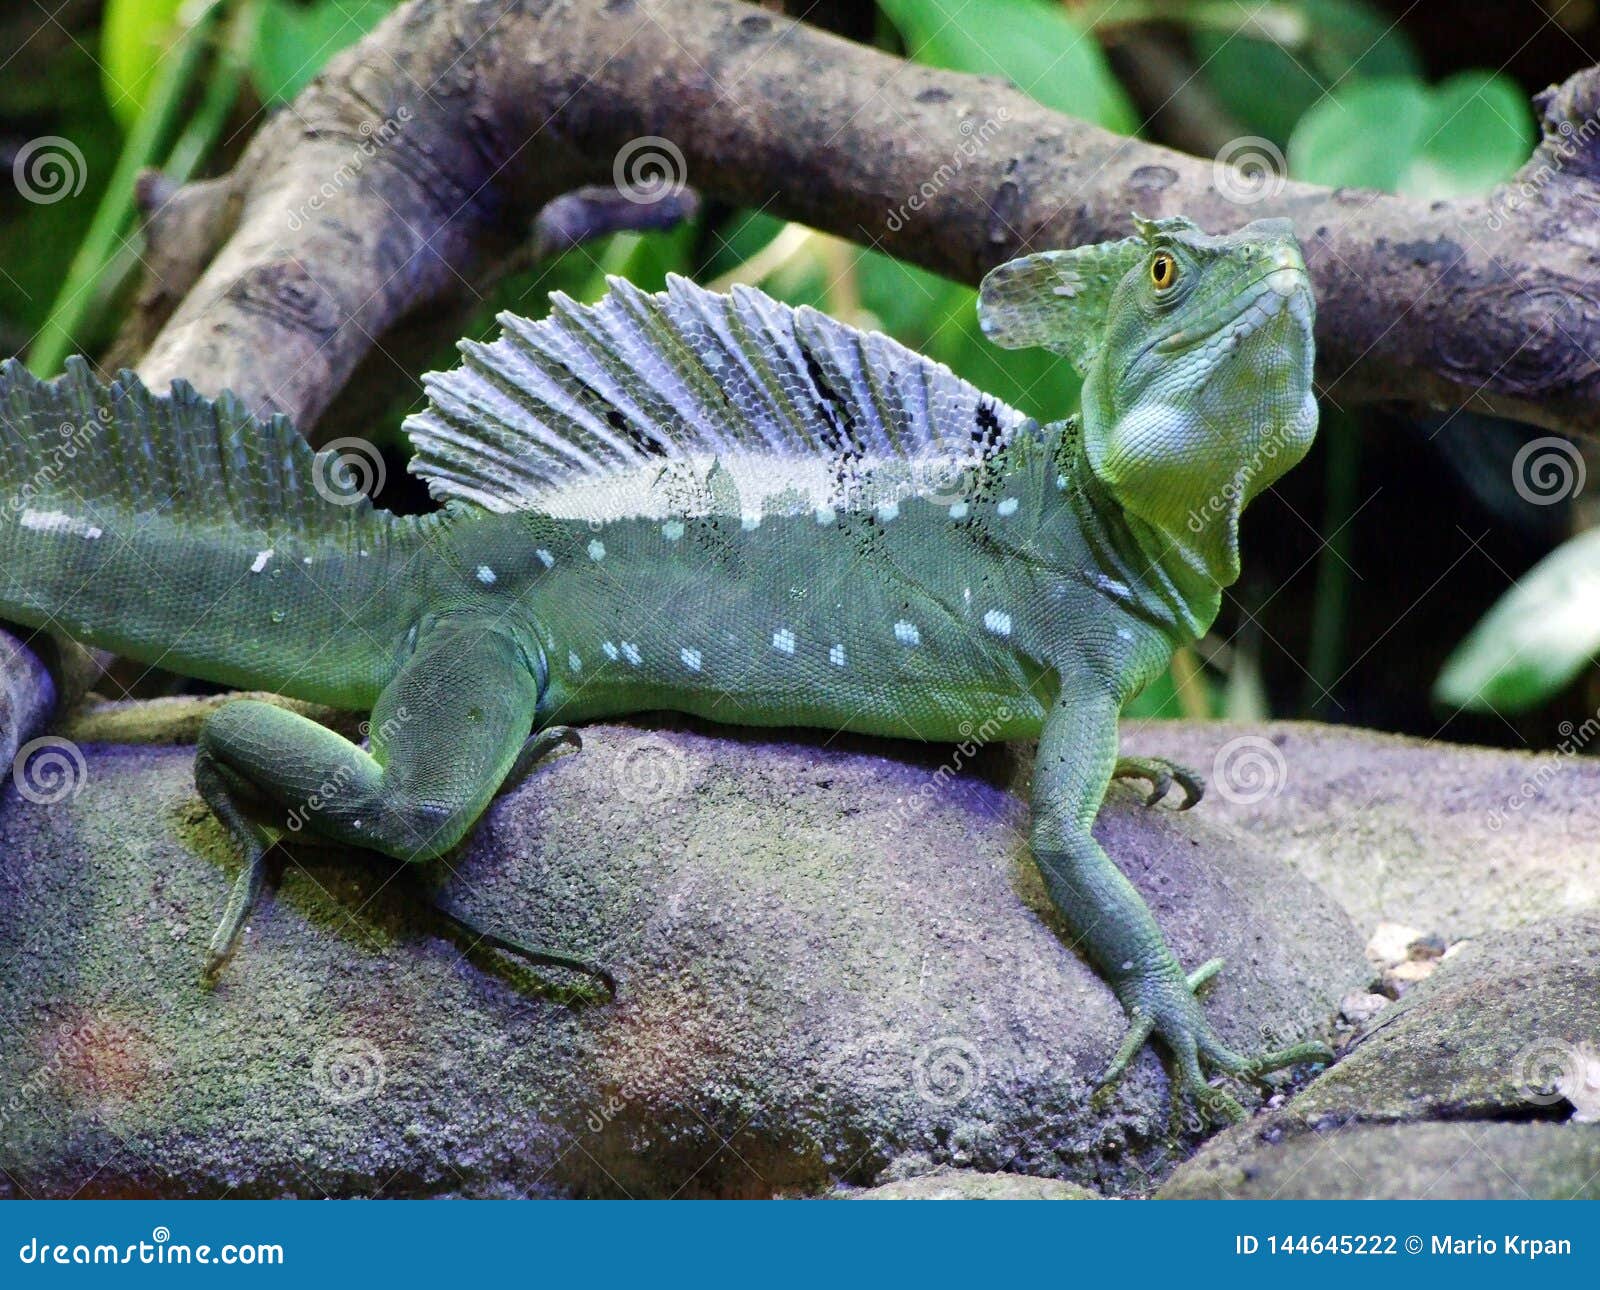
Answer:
[1116,628,1134,643]
[1056,474,1068,490]
[1094,572,1131,597]
[815,506,836,526]
[983,609,1012,636]
[997,497,1019,517]
[587,539,606,561]
[661,520,685,541]
[876,501,899,523]
[602,641,620,660]
[536,548,555,568]
[741,513,761,531]
[21,509,102,540]
[476,565,497,585]
[772,628,796,655]
[568,650,582,672]
[894,620,920,646]
[680,647,702,672]
[948,502,969,520]
[621,642,641,666]
[249,549,274,574]
[829,644,846,667]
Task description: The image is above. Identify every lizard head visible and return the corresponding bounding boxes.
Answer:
[978,215,1318,588]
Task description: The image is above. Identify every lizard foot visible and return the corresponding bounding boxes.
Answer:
[1096,958,1333,1125]
[428,899,616,1000]
[1112,755,1204,809]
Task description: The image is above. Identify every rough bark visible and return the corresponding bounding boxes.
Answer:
[118,0,1600,440]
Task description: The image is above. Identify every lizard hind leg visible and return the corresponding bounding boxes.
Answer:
[193,742,279,980]
[189,622,611,993]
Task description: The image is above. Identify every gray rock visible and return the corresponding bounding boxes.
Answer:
[0,720,1364,1198]
[844,1168,1097,1199]
[1159,912,1600,1199]
[1159,1122,1600,1200]
[1120,721,1600,941]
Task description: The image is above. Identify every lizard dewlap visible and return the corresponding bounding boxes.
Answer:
[0,214,1323,1124]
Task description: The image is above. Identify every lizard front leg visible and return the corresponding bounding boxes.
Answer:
[193,617,610,992]
[1032,673,1330,1124]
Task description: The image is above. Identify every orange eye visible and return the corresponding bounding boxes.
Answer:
[1150,251,1178,289]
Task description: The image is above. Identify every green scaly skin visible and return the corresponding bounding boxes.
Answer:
[0,215,1328,1123]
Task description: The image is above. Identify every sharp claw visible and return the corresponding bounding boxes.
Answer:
[1114,757,1204,810]
[1100,958,1334,1126]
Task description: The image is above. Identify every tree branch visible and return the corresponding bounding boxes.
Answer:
[123,0,1600,438]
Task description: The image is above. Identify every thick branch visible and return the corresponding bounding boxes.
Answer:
[128,0,1600,438]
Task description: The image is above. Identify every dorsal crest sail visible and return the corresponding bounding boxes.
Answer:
[403,274,1031,517]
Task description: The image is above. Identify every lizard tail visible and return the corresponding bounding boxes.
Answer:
[0,358,436,707]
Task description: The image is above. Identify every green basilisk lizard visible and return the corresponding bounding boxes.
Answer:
[0,214,1326,1121]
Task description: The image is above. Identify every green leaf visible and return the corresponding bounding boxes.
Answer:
[1288,72,1533,198]
[99,0,188,129]
[1402,71,1536,200]
[1435,526,1600,712]
[1194,0,1420,143]
[251,0,398,104]
[878,0,1137,132]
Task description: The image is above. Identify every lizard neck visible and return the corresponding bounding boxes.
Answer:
[1051,420,1224,644]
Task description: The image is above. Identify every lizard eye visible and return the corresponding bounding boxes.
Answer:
[1149,251,1178,291]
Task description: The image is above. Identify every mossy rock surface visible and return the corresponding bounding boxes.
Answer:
[1159,913,1600,1199]
[0,720,1367,1198]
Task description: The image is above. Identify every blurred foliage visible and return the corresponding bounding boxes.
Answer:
[1436,528,1600,714]
[2,0,1584,730]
